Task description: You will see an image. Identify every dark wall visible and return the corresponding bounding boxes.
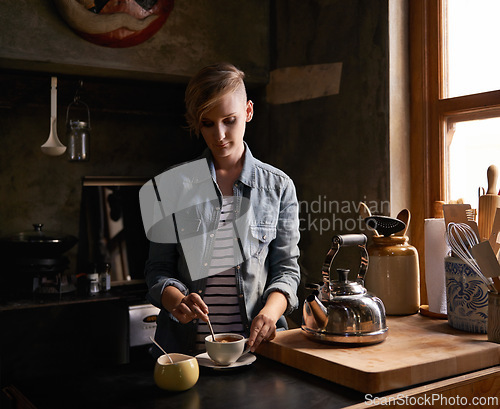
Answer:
[0,1,391,326]
[0,74,202,242]
[0,0,271,271]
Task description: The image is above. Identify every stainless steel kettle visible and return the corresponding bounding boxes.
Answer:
[302,234,388,344]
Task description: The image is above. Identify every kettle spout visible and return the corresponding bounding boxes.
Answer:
[304,294,329,330]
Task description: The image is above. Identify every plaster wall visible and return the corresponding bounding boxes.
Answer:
[0,0,270,277]
[0,1,401,326]
[0,0,269,83]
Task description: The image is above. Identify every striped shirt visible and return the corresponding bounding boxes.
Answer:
[196,197,244,351]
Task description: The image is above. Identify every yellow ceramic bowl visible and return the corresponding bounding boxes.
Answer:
[153,353,199,391]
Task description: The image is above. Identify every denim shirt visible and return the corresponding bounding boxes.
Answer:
[144,143,301,354]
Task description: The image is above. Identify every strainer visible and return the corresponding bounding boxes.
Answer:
[364,216,406,237]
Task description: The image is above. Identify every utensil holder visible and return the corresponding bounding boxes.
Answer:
[445,256,488,333]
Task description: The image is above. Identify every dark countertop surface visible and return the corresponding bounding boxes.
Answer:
[0,282,150,312]
[1,289,366,408]
[11,351,366,409]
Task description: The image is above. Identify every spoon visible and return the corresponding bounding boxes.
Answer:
[149,336,174,364]
[206,316,216,342]
[395,208,410,237]
[41,77,66,156]
[359,202,379,236]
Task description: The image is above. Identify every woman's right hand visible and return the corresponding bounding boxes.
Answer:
[162,286,209,324]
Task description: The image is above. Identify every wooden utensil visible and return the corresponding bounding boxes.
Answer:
[488,208,500,257]
[359,202,371,219]
[433,201,445,218]
[359,202,379,236]
[469,241,500,293]
[478,165,500,241]
[395,208,410,237]
[443,203,480,239]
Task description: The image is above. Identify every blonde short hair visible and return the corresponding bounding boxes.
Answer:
[185,63,247,136]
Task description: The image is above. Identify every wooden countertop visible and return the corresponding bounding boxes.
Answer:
[256,314,500,393]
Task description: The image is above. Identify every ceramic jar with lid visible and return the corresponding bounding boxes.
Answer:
[365,235,420,315]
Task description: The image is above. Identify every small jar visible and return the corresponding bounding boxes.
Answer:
[365,235,420,315]
[88,271,100,295]
[98,262,111,292]
[67,120,90,161]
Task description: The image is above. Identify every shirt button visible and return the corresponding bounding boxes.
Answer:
[262,235,267,240]
[210,233,214,238]
[198,290,203,294]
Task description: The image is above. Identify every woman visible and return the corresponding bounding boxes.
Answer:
[145,63,300,355]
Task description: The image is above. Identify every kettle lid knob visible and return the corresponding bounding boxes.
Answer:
[337,268,350,282]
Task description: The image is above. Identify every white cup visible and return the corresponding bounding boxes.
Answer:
[205,333,250,365]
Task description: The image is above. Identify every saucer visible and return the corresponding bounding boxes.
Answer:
[195,352,256,370]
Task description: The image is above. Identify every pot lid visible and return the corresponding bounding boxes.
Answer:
[3,223,77,244]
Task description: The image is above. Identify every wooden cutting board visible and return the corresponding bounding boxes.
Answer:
[256,314,500,393]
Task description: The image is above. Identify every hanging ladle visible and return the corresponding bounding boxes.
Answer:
[41,77,66,156]
[149,336,174,364]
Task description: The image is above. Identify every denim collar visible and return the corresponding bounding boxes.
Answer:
[201,141,256,188]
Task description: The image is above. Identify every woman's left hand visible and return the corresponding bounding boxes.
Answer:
[247,313,276,352]
[246,291,288,352]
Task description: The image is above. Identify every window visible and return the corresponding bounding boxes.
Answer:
[444,0,500,98]
[444,0,500,209]
[447,116,500,209]
[410,0,500,301]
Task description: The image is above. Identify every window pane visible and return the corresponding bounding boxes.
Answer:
[447,117,500,210]
[445,0,500,98]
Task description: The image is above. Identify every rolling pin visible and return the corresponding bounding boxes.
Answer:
[478,165,500,241]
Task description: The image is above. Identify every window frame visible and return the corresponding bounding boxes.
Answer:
[410,0,500,304]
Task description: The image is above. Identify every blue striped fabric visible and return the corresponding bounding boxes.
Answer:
[196,197,244,351]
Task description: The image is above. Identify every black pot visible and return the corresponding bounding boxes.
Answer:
[0,223,78,258]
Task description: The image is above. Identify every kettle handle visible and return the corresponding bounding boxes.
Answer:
[332,234,367,247]
[322,234,369,293]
